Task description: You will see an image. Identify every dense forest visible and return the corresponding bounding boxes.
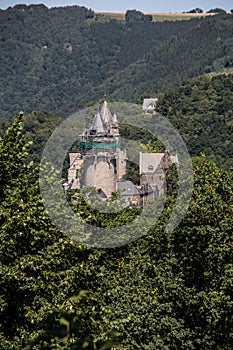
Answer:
[0,4,233,350]
[0,110,232,350]
[1,5,233,118]
[158,73,233,168]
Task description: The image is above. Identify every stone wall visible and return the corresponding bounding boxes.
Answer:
[116,149,127,180]
[82,155,117,197]
[140,168,166,195]
[68,153,83,189]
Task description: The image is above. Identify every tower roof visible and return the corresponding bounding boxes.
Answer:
[81,101,119,148]
[139,152,178,174]
[91,112,106,134]
[113,113,118,124]
[142,98,158,111]
[101,100,115,124]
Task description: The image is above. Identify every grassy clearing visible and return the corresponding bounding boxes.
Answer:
[95,12,216,23]
[96,12,125,21]
[150,12,215,21]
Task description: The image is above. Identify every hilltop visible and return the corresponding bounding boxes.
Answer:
[96,11,216,22]
[1,4,233,119]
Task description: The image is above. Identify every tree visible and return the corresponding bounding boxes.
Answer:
[207,8,227,14]
[0,113,102,348]
[171,157,233,346]
[1,114,232,349]
[187,8,203,13]
[125,9,145,23]
[157,73,233,168]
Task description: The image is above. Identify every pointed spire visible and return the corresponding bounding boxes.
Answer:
[112,113,118,124]
[101,100,113,124]
[92,112,106,134]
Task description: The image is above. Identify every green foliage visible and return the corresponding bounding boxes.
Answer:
[123,160,140,184]
[157,73,233,168]
[69,188,142,229]
[1,5,233,348]
[80,157,232,349]
[0,115,232,349]
[107,14,233,103]
[0,113,118,348]
[1,6,233,118]
[207,8,227,14]
[125,10,152,23]
[171,156,233,348]
[0,111,31,199]
[186,8,203,13]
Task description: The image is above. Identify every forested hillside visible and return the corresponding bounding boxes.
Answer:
[106,14,233,101]
[1,4,233,118]
[157,73,233,168]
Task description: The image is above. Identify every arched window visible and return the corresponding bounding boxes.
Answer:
[148,165,153,171]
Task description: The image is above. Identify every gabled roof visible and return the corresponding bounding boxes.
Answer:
[142,98,158,111]
[117,180,141,196]
[140,152,179,174]
[140,152,164,174]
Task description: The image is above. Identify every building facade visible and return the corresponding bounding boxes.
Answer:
[139,150,179,196]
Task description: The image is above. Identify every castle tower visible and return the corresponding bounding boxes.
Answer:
[70,101,126,197]
[82,154,117,197]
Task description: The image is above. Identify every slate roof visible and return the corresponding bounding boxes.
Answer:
[91,112,106,134]
[101,100,115,124]
[139,152,178,174]
[139,152,164,174]
[117,180,142,196]
[142,98,158,111]
[89,101,118,135]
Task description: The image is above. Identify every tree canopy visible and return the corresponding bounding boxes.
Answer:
[157,73,233,168]
[0,109,232,349]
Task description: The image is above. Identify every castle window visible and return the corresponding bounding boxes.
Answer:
[148,165,153,171]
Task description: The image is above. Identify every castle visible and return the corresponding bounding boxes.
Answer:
[66,101,178,206]
[67,101,127,198]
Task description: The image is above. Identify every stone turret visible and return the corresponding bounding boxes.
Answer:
[100,101,119,138]
[91,112,106,135]
[68,101,127,197]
